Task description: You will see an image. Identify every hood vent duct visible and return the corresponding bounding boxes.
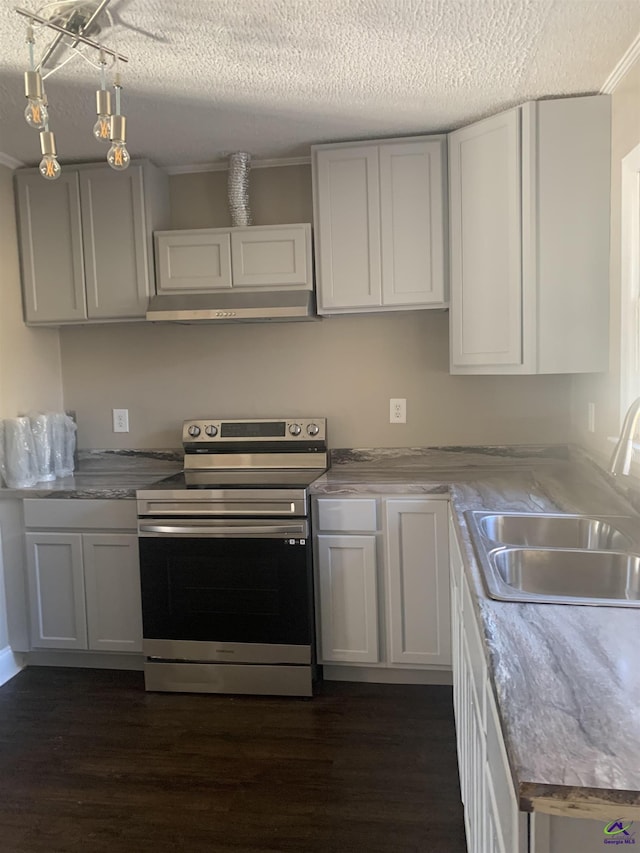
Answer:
[227,152,252,226]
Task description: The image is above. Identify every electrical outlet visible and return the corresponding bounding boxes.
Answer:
[390,398,407,424]
[112,408,129,433]
[587,402,596,433]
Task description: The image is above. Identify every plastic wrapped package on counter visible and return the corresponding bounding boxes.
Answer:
[29,412,55,482]
[51,412,77,479]
[1,417,38,488]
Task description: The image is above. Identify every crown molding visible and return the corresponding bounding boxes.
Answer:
[0,151,25,170]
[165,155,311,175]
[601,29,640,94]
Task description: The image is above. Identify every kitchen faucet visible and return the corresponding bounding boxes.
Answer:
[609,396,640,476]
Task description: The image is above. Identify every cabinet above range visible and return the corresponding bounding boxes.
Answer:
[154,223,312,294]
[16,160,170,325]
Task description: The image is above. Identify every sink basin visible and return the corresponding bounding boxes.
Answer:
[490,547,640,605]
[465,510,640,606]
[470,511,637,551]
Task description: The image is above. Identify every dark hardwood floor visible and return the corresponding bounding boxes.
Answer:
[0,668,466,853]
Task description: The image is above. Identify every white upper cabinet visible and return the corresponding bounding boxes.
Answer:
[312,136,448,313]
[154,223,313,294]
[16,160,170,325]
[449,94,611,374]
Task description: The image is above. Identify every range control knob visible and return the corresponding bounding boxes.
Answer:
[204,424,218,437]
[288,423,302,436]
[307,423,320,436]
[187,424,201,438]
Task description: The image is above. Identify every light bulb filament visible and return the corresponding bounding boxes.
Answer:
[29,102,41,124]
[98,117,109,138]
[44,158,56,178]
[114,146,124,166]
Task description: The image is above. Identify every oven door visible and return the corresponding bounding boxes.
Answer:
[138,518,312,664]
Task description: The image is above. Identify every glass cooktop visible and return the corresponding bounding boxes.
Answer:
[144,469,327,491]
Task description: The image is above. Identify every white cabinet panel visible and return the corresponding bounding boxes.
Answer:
[380,140,446,306]
[17,172,87,323]
[314,145,382,310]
[83,534,142,652]
[80,164,150,318]
[384,499,451,665]
[155,231,232,293]
[316,498,377,532]
[449,109,523,370]
[26,533,87,649]
[316,534,379,663]
[231,225,311,287]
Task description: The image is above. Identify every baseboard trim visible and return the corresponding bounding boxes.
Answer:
[322,664,453,685]
[0,645,25,686]
[25,650,145,671]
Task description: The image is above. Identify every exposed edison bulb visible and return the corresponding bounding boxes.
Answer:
[107,141,130,171]
[39,154,61,181]
[93,88,112,142]
[39,130,61,181]
[93,115,111,141]
[25,97,49,130]
[24,72,47,129]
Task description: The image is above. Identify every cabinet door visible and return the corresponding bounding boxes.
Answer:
[155,230,232,293]
[383,499,451,666]
[83,534,142,652]
[463,630,486,853]
[485,684,523,853]
[25,532,87,649]
[230,225,311,288]
[313,145,382,311]
[379,139,447,306]
[16,171,87,323]
[449,109,524,371]
[79,164,151,319]
[316,534,379,663]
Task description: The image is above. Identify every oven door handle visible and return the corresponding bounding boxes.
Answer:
[138,522,308,538]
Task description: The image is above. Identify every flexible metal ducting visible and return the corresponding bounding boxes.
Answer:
[227,151,252,226]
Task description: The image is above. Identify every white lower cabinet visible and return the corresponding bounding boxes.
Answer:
[316,534,379,663]
[314,495,450,678]
[24,500,142,654]
[449,511,625,853]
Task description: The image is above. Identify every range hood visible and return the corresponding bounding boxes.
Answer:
[146,290,317,323]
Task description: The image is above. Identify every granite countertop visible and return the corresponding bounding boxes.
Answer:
[449,464,640,820]
[0,450,182,499]
[312,446,640,819]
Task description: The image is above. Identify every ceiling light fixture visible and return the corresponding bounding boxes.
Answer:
[15,1,129,180]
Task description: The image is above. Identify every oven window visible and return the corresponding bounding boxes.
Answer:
[139,537,312,646]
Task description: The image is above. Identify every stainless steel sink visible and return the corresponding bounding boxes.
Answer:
[465,510,640,607]
[490,547,640,605]
[471,511,637,551]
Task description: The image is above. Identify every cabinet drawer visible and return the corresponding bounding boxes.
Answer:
[316,499,377,532]
[24,499,137,531]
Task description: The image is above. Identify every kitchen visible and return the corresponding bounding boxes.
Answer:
[0,1,640,851]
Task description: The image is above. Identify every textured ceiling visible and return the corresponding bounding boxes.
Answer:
[0,0,639,169]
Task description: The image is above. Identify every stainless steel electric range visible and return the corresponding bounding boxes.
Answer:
[136,417,328,697]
